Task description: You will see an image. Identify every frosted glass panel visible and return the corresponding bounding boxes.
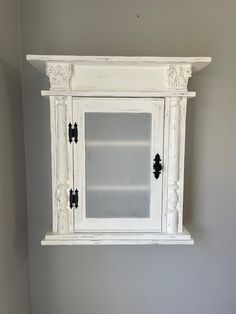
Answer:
[86,190,150,218]
[85,112,151,218]
[85,113,151,141]
[86,146,150,186]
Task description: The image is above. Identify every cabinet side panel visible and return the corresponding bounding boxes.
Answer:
[178,98,187,232]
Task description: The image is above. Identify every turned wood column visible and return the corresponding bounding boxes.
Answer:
[167,97,181,233]
[55,96,69,234]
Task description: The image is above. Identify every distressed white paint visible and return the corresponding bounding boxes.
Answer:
[27,55,211,93]
[178,98,188,232]
[41,90,196,98]
[46,63,72,90]
[41,227,193,245]
[27,55,211,245]
[162,97,171,233]
[167,97,181,233]
[27,55,211,71]
[55,96,70,233]
[50,96,73,234]
[167,64,192,90]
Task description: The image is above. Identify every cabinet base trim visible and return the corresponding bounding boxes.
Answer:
[41,227,193,245]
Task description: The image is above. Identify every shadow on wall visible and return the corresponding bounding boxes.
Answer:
[0,59,29,312]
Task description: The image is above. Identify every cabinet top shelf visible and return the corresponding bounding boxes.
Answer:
[27,54,211,96]
[27,55,211,73]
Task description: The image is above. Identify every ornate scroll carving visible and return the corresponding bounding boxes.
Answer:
[46,63,72,90]
[167,64,192,90]
[55,96,69,234]
[167,97,181,233]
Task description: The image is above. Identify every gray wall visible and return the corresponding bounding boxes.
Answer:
[19,0,236,314]
[0,0,31,313]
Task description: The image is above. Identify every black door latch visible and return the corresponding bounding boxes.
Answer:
[153,153,162,179]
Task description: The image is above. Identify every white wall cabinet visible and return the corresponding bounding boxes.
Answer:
[27,55,211,245]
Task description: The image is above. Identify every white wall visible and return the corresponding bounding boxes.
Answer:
[0,0,31,313]
[19,1,236,314]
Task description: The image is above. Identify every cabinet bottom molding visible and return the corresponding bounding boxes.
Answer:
[41,227,193,245]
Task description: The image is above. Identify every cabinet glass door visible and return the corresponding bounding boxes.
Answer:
[73,98,164,231]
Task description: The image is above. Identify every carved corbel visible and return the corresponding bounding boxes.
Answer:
[167,64,192,90]
[46,63,73,90]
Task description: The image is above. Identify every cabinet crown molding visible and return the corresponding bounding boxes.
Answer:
[27,55,211,95]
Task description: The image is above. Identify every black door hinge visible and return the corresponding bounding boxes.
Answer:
[69,189,78,208]
[68,122,78,143]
